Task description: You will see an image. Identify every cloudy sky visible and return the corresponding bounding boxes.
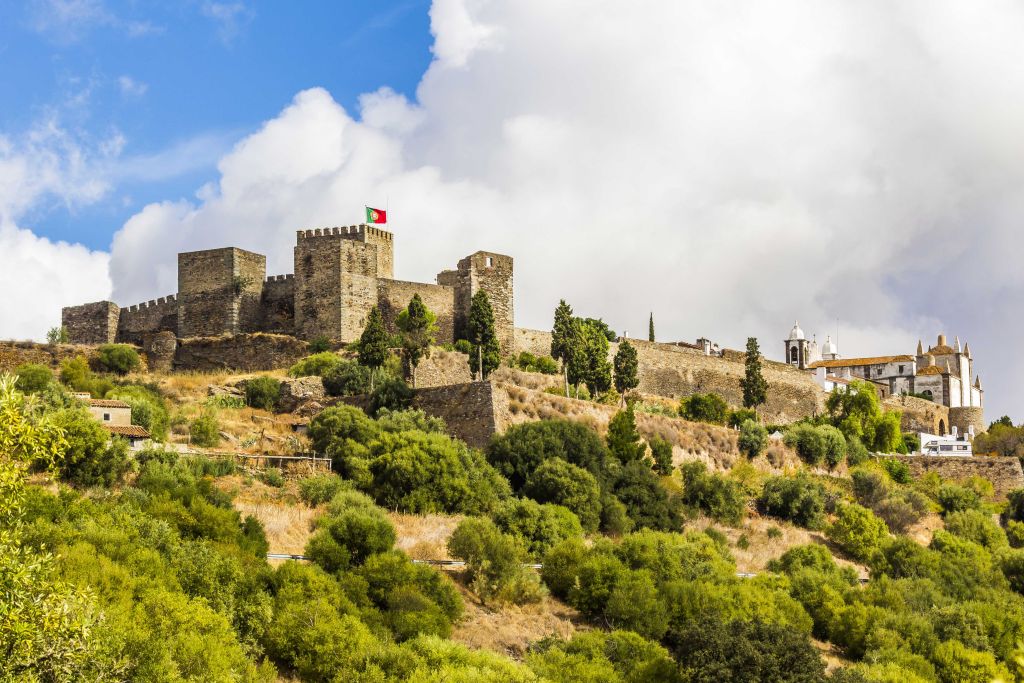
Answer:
[2,0,1023,421]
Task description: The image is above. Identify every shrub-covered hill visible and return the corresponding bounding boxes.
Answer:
[6,346,1024,682]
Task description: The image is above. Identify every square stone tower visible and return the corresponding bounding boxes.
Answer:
[293,225,394,342]
[437,251,514,355]
[176,247,266,337]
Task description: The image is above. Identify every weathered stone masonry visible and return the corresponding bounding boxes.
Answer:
[62,224,515,354]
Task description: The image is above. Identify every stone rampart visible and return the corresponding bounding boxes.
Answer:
[62,301,120,345]
[950,407,986,436]
[890,455,1024,499]
[0,341,96,373]
[409,381,505,449]
[377,279,456,345]
[414,349,473,388]
[118,295,178,345]
[173,333,308,372]
[882,394,949,435]
[259,275,295,334]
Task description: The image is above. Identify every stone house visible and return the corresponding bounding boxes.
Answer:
[74,393,151,449]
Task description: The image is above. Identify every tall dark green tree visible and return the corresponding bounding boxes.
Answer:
[357,306,390,390]
[580,320,612,398]
[741,336,768,412]
[607,406,646,464]
[467,290,500,379]
[613,340,639,403]
[551,300,578,397]
[397,293,437,388]
[648,312,655,342]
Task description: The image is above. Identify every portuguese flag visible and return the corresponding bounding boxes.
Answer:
[366,206,387,224]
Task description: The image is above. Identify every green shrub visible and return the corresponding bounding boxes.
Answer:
[931,639,1012,683]
[614,460,681,531]
[454,339,473,354]
[1004,488,1024,524]
[51,407,132,486]
[846,436,870,466]
[14,363,53,393]
[1006,520,1024,548]
[514,352,559,375]
[190,410,221,448]
[306,507,396,572]
[491,498,583,559]
[527,630,677,683]
[679,392,729,425]
[828,503,888,562]
[540,538,588,599]
[937,484,982,516]
[368,376,413,416]
[448,517,541,604]
[728,408,757,429]
[944,509,1007,549]
[59,355,114,397]
[288,352,342,378]
[680,461,746,525]
[606,407,647,464]
[321,359,372,396]
[758,474,826,529]
[819,425,847,469]
[600,493,634,536]
[376,407,446,434]
[738,419,769,458]
[784,423,827,466]
[649,436,674,475]
[298,473,347,506]
[604,569,669,640]
[523,458,602,532]
[486,419,610,491]
[873,489,930,534]
[95,344,141,375]
[244,376,281,411]
[767,526,783,539]
[881,458,911,484]
[259,467,284,488]
[307,336,332,353]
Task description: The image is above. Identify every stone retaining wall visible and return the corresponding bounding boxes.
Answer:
[890,455,1024,499]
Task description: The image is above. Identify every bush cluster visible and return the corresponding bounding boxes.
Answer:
[513,351,559,375]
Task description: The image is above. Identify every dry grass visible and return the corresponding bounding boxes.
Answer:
[214,475,320,556]
[450,581,584,659]
[388,512,463,560]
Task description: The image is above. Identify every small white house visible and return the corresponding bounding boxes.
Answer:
[74,393,151,449]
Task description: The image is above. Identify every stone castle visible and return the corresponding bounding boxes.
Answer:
[62,224,514,354]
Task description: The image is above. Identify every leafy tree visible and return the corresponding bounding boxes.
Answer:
[297,473,347,506]
[668,616,825,683]
[828,503,888,562]
[486,419,611,491]
[826,381,903,453]
[376,407,446,434]
[14,363,53,394]
[649,436,674,475]
[190,409,221,448]
[605,570,669,640]
[51,407,131,486]
[785,423,827,466]
[491,498,583,559]
[528,630,678,683]
[46,325,69,344]
[614,460,681,531]
[551,300,578,397]
[741,337,768,411]
[321,359,372,397]
[975,421,1024,459]
[679,461,746,525]
[524,458,603,532]
[305,507,397,572]
[59,356,113,397]
[467,290,500,379]
[758,474,826,529]
[448,517,541,605]
[612,339,639,399]
[95,343,142,375]
[514,351,559,375]
[607,406,647,464]
[820,424,848,469]
[931,639,1012,683]
[397,293,438,387]
[244,376,281,411]
[944,509,1007,550]
[937,483,982,516]
[1004,488,1024,524]
[306,335,332,353]
[579,319,612,397]
[368,375,413,416]
[648,312,655,342]
[680,392,729,425]
[738,419,768,458]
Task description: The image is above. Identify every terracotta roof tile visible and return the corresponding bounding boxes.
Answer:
[809,355,914,369]
[87,398,131,408]
[916,365,946,376]
[928,345,955,355]
[103,424,150,438]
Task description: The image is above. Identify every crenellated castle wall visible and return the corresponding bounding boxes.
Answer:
[118,295,178,345]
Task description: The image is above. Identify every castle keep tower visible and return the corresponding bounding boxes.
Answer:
[293,225,394,342]
[437,252,515,355]
[177,247,266,338]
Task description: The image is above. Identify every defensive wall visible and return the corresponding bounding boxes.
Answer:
[514,328,823,424]
[882,394,950,435]
[889,455,1024,499]
[63,224,515,355]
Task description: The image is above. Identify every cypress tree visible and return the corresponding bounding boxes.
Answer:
[580,319,612,397]
[397,293,437,388]
[741,336,768,412]
[467,290,500,379]
[551,300,577,397]
[357,306,390,390]
[648,313,655,342]
[613,339,640,401]
[607,406,647,464]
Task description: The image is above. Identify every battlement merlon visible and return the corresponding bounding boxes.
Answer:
[295,224,394,243]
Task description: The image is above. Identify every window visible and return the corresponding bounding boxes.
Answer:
[103,412,110,421]
[485,256,493,267]
[876,367,883,375]
[790,347,798,363]
[898,365,905,374]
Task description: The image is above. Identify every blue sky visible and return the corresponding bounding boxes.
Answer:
[0,0,433,251]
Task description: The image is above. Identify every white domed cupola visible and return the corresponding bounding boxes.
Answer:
[789,321,805,341]
[821,335,839,360]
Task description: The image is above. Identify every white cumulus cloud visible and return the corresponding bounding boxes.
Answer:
[94,0,1024,419]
